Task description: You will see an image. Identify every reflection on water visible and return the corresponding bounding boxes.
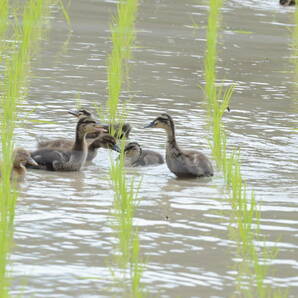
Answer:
[8,0,298,296]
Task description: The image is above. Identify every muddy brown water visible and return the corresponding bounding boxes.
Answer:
[8,0,298,297]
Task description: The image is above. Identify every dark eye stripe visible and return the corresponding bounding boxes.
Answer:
[157,117,168,122]
[81,120,96,124]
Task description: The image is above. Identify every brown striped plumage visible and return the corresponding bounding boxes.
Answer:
[144,113,213,178]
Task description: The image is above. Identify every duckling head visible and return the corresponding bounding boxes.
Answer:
[76,117,107,137]
[144,113,174,130]
[13,148,38,168]
[91,134,121,152]
[124,142,142,158]
[68,109,92,119]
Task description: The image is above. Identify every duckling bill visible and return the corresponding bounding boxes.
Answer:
[124,142,164,167]
[144,113,213,178]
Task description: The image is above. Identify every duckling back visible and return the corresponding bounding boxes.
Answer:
[124,142,164,167]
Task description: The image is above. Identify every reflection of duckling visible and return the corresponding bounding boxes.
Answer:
[124,142,164,167]
[30,117,106,171]
[144,113,213,178]
[8,148,38,180]
[280,0,295,6]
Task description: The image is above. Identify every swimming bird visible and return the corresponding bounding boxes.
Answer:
[38,109,130,154]
[124,142,164,167]
[38,133,120,161]
[87,134,120,161]
[69,109,132,139]
[144,113,213,178]
[2,148,38,180]
[30,117,106,171]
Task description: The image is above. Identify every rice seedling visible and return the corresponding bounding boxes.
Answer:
[105,0,144,295]
[204,0,285,296]
[0,0,54,295]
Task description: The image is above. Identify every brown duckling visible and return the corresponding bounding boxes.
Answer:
[6,148,38,180]
[69,109,132,139]
[144,113,213,178]
[38,109,130,153]
[30,116,106,171]
[280,0,295,6]
[124,142,164,167]
[87,134,120,161]
[36,109,97,150]
[38,133,120,161]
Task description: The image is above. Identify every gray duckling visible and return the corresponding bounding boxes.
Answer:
[144,113,213,178]
[124,142,164,167]
[30,116,106,171]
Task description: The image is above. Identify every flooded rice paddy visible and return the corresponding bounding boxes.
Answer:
[10,0,298,297]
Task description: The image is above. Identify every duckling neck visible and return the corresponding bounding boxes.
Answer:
[125,149,142,167]
[165,125,180,152]
[130,148,142,165]
[73,130,87,151]
[71,131,88,165]
[11,164,26,179]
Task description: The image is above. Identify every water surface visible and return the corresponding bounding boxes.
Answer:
[9,0,298,297]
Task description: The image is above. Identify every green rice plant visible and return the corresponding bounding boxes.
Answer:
[109,143,144,296]
[107,0,138,126]
[105,0,144,295]
[130,233,144,297]
[204,0,223,113]
[203,0,286,297]
[0,0,54,295]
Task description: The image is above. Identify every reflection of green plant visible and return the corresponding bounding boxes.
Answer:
[106,0,144,296]
[0,1,53,295]
[204,1,285,297]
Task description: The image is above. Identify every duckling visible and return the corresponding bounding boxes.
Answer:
[69,109,132,139]
[144,113,213,178]
[38,133,120,161]
[87,134,120,161]
[4,148,38,180]
[280,0,295,6]
[38,109,131,150]
[30,117,105,171]
[36,109,95,150]
[124,142,164,167]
